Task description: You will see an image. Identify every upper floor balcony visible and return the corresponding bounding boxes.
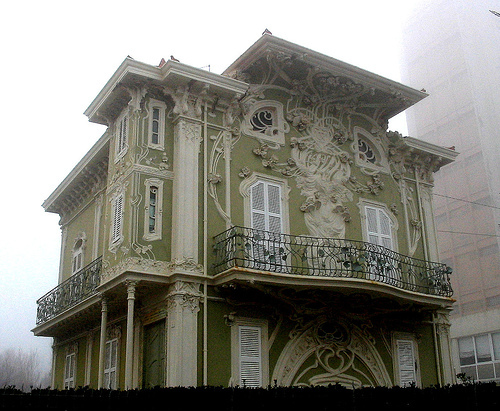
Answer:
[36,256,102,326]
[35,226,453,330]
[212,226,453,299]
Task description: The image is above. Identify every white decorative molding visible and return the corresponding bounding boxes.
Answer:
[143,178,164,242]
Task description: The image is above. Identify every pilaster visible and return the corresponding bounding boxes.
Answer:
[171,116,203,263]
[434,309,456,385]
[165,281,202,387]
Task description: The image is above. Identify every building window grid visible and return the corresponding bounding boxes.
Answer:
[458,332,500,382]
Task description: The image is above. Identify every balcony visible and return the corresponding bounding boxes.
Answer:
[212,227,453,298]
[36,256,102,325]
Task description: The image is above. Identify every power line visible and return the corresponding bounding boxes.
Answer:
[437,230,500,238]
[433,193,500,210]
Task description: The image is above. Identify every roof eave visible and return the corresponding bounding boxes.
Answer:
[224,35,427,115]
[84,58,249,125]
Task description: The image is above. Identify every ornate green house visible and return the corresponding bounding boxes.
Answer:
[33,35,458,390]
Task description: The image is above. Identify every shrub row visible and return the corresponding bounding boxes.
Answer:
[1,383,499,411]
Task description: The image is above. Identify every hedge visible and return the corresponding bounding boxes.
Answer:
[1,383,499,411]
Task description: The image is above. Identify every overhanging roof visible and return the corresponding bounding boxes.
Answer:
[224,34,428,119]
[84,58,249,125]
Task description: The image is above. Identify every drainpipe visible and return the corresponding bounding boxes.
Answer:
[203,101,209,386]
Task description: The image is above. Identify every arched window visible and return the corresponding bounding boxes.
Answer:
[352,127,389,174]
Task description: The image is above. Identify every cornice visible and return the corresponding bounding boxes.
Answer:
[43,133,110,217]
[402,136,459,164]
[84,57,249,125]
[224,34,427,118]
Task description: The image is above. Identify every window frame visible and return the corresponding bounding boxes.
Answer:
[241,101,288,146]
[148,99,166,150]
[352,126,389,175]
[230,317,269,388]
[240,173,290,234]
[143,178,164,241]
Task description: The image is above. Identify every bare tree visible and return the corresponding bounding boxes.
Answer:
[0,348,51,390]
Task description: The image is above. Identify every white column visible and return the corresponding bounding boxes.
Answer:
[98,297,108,389]
[165,281,202,387]
[125,280,137,389]
[171,116,202,264]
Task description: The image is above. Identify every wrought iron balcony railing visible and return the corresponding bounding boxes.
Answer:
[212,227,453,297]
[36,256,102,325]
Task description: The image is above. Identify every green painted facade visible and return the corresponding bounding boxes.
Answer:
[35,35,457,390]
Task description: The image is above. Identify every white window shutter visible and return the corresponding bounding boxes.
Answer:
[239,325,262,387]
[112,195,124,243]
[250,181,282,233]
[251,182,266,232]
[397,339,417,386]
[365,205,393,250]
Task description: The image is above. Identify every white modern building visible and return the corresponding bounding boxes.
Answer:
[400,0,500,382]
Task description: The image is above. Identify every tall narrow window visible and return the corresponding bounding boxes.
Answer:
[149,186,158,233]
[104,338,118,389]
[144,179,163,241]
[64,352,76,389]
[111,194,124,245]
[115,111,128,160]
[250,180,282,234]
[396,338,418,387]
[151,108,160,145]
[250,180,283,269]
[72,238,84,274]
[231,318,268,388]
[239,325,262,387]
[148,99,166,149]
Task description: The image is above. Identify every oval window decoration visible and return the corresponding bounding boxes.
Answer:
[251,109,275,136]
[242,101,289,146]
[358,138,377,164]
[352,127,390,175]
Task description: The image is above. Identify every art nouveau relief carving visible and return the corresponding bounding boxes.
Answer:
[208,129,241,225]
[272,317,391,387]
